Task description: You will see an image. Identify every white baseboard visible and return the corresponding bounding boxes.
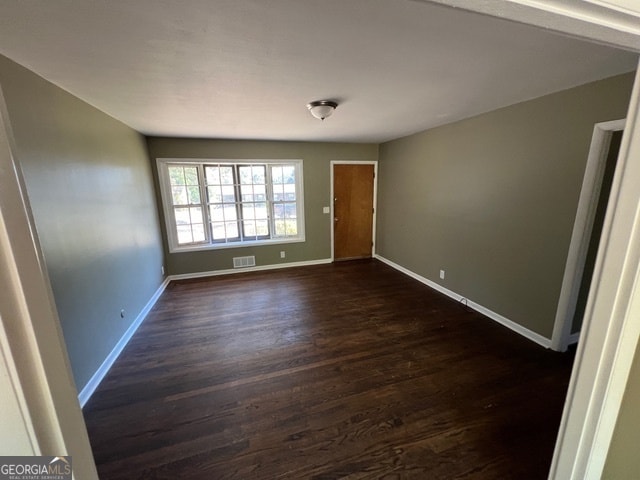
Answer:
[374,254,552,349]
[568,331,581,345]
[79,255,554,407]
[78,259,332,407]
[169,258,333,281]
[78,277,171,408]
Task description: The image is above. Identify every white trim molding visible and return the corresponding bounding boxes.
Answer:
[568,332,581,346]
[169,258,332,281]
[79,258,333,406]
[552,119,626,352]
[550,64,640,480]
[78,278,170,408]
[375,254,551,348]
[79,258,332,406]
[419,0,640,51]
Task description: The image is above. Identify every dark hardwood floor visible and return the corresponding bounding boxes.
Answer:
[83,259,574,479]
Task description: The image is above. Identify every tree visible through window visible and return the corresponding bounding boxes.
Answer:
[158,159,304,251]
[168,165,206,244]
[271,165,298,236]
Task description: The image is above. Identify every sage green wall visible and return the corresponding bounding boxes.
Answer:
[376,73,634,339]
[0,55,165,391]
[603,340,640,479]
[146,137,378,275]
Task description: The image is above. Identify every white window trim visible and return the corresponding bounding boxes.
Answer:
[157,158,305,253]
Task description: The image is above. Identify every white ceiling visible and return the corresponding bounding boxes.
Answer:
[0,0,637,143]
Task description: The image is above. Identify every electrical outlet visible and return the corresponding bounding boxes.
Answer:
[280,251,286,258]
[440,270,445,280]
[161,265,165,275]
[323,206,330,214]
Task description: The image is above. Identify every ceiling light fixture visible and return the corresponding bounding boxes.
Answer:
[307,100,338,121]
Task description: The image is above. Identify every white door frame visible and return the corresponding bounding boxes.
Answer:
[330,160,378,261]
[0,88,98,477]
[551,119,626,352]
[549,68,640,479]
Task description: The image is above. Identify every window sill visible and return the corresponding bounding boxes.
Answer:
[168,236,306,254]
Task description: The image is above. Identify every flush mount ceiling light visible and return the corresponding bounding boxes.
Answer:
[307,100,338,121]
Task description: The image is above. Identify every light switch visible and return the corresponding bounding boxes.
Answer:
[323,206,330,214]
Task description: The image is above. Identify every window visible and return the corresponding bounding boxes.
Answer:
[157,159,304,251]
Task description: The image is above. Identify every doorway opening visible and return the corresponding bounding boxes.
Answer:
[552,119,625,352]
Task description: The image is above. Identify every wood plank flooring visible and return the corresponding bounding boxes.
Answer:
[83,259,574,479]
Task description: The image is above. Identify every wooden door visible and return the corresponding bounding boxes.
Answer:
[333,164,375,260]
